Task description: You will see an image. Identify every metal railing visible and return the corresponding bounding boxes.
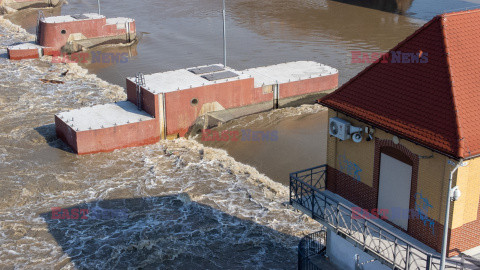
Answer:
[290,165,327,191]
[135,73,145,110]
[290,165,467,270]
[298,230,327,270]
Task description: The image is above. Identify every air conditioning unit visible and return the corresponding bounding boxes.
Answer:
[329,117,351,141]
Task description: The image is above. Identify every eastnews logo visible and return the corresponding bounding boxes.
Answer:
[52,51,129,64]
[202,129,278,142]
[351,51,428,64]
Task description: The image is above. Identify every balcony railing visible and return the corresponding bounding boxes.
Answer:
[298,230,327,270]
[290,165,467,270]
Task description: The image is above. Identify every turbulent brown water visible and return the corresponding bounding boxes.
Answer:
[1,0,478,269]
[195,105,330,186]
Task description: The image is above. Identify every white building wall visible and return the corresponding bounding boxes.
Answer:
[326,229,390,270]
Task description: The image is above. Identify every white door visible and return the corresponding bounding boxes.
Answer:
[377,153,412,230]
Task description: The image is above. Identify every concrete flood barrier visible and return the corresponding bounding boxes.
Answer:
[7,13,136,60]
[55,61,338,154]
[0,0,64,14]
[55,102,158,155]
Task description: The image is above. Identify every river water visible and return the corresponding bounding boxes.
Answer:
[0,0,477,269]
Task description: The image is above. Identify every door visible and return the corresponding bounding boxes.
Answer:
[377,153,412,230]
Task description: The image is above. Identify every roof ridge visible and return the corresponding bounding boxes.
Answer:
[440,14,466,158]
[320,16,441,103]
[442,7,480,18]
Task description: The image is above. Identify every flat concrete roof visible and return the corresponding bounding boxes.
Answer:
[127,61,338,94]
[243,61,338,88]
[128,61,337,94]
[128,64,251,94]
[7,43,43,50]
[56,101,154,132]
[41,13,105,24]
[106,17,135,27]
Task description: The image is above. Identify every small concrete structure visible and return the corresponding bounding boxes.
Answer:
[55,61,338,154]
[8,13,136,60]
[0,0,64,13]
[55,102,157,155]
[125,62,338,138]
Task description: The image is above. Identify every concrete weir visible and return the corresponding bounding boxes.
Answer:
[7,13,136,60]
[55,61,338,154]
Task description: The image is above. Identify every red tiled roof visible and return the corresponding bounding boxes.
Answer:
[320,9,480,159]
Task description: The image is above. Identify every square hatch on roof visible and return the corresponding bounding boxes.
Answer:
[71,14,89,20]
[202,71,239,81]
[188,65,225,75]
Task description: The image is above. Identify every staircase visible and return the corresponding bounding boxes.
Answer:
[290,165,470,270]
[135,73,145,110]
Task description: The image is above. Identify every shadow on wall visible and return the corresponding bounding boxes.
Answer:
[40,194,300,269]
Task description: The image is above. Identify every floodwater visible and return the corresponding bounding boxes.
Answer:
[0,0,477,268]
[9,0,471,86]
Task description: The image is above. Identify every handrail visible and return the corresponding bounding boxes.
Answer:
[291,164,327,175]
[290,165,466,270]
[298,230,327,270]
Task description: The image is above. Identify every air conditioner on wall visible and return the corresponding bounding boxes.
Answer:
[329,117,351,140]
[329,117,363,142]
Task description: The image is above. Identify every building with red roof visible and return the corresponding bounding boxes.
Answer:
[291,9,480,268]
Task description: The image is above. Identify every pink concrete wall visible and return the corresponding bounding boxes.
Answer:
[125,79,158,118]
[164,78,256,137]
[163,75,338,137]
[38,19,135,50]
[55,116,78,153]
[126,79,137,105]
[7,48,40,60]
[125,73,337,138]
[73,119,159,155]
[278,73,338,98]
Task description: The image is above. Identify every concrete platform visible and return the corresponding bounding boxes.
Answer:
[129,64,251,94]
[41,13,104,23]
[243,61,338,87]
[55,61,338,154]
[55,102,159,155]
[130,62,338,94]
[106,17,135,28]
[56,101,153,132]
[8,13,137,60]
[126,61,338,137]
[7,42,43,60]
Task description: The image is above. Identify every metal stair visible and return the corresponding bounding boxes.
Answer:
[135,73,145,110]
